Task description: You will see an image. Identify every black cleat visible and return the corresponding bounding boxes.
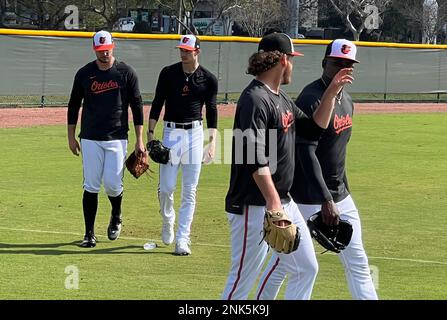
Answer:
[80,232,97,248]
[107,215,122,241]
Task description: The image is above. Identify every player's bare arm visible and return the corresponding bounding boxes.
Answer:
[134,124,145,155]
[147,119,158,142]
[253,167,282,211]
[203,128,217,164]
[67,124,80,156]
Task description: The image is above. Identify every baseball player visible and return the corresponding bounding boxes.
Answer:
[147,34,218,255]
[222,33,354,300]
[67,30,145,248]
[256,39,378,300]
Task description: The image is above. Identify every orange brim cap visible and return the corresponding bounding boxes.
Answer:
[176,44,196,51]
[94,43,115,51]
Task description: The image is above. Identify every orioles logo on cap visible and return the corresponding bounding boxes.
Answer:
[341,44,351,54]
[99,37,106,44]
[182,37,189,44]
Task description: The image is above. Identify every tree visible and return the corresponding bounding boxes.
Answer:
[379,3,412,42]
[83,0,130,30]
[230,0,289,37]
[325,0,392,40]
[394,0,447,44]
[200,0,239,35]
[154,0,202,34]
[4,0,82,29]
[299,0,319,28]
[0,0,6,28]
[82,0,169,31]
[179,0,203,33]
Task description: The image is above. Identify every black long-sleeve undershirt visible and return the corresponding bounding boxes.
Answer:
[149,62,218,128]
[67,60,143,141]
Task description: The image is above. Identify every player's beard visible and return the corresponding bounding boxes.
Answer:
[98,56,110,64]
[281,69,292,85]
[281,59,293,85]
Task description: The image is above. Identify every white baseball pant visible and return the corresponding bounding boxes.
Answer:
[256,195,378,300]
[158,121,203,242]
[222,200,318,300]
[80,139,127,197]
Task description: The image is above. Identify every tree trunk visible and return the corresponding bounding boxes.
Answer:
[0,1,4,28]
[107,20,114,31]
[343,14,365,41]
[178,0,183,34]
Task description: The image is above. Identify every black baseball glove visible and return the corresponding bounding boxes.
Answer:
[146,140,170,164]
[307,211,353,253]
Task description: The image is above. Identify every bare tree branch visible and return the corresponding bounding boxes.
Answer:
[328,0,344,16]
[327,0,391,40]
[421,0,445,44]
[5,0,82,29]
[395,0,446,44]
[231,0,289,37]
[201,0,239,35]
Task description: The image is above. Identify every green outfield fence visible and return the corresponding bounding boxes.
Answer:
[0,29,446,107]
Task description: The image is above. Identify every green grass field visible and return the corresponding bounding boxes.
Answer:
[0,114,446,300]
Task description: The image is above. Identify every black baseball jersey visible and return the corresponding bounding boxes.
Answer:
[149,62,218,128]
[225,80,324,214]
[67,60,144,140]
[290,78,353,204]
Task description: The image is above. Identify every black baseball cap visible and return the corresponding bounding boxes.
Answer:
[258,33,303,56]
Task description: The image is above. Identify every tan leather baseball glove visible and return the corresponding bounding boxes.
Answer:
[263,209,300,254]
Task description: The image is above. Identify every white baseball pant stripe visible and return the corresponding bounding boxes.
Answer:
[222,206,269,300]
[222,200,318,300]
[158,122,203,242]
[255,200,318,300]
[257,195,378,300]
[80,139,127,197]
[256,256,281,300]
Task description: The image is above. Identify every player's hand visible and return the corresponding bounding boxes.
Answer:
[69,137,80,156]
[147,131,155,143]
[202,141,216,164]
[326,68,354,96]
[135,140,146,156]
[321,200,340,226]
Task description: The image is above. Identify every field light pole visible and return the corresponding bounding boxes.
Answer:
[288,0,300,39]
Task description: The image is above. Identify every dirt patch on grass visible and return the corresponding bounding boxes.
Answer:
[1,103,446,128]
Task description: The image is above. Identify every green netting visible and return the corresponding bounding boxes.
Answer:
[0,34,445,106]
